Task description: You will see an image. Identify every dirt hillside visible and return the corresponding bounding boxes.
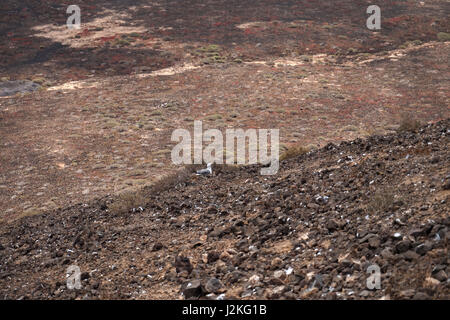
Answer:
[1,0,449,223]
[0,119,448,300]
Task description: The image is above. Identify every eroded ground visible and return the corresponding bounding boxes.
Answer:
[0,119,448,300]
[0,0,449,301]
[0,2,449,222]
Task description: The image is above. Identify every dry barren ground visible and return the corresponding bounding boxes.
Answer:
[0,0,449,222]
[0,0,449,300]
[0,119,448,300]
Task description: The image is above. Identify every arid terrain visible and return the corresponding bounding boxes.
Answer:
[0,119,449,299]
[0,0,449,300]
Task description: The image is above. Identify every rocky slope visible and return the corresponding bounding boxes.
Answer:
[0,119,449,300]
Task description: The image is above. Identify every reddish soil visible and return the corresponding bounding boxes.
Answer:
[0,0,448,300]
[0,1,449,222]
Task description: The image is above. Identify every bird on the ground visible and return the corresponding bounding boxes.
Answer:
[196,163,212,175]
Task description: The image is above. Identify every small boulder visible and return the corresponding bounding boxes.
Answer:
[432,270,447,282]
[326,219,340,232]
[175,255,193,274]
[207,251,220,263]
[181,280,203,299]
[204,277,223,293]
[415,241,432,255]
[395,240,411,254]
[152,242,164,251]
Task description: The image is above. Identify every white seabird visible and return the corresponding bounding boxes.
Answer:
[196,163,212,175]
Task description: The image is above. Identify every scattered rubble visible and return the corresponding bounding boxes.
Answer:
[0,119,448,299]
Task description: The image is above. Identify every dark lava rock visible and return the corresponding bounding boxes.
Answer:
[208,226,228,238]
[340,259,353,268]
[0,272,11,279]
[359,233,378,243]
[80,272,90,280]
[432,264,447,273]
[415,241,433,255]
[432,270,447,282]
[152,242,164,251]
[326,219,340,232]
[409,228,426,238]
[225,271,245,284]
[175,255,193,274]
[430,156,440,164]
[443,180,450,190]
[430,224,445,237]
[395,240,411,254]
[181,279,203,299]
[207,251,220,263]
[204,277,223,293]
[235,239,249,251]
[402,250,419,261]
[413,292,431,300]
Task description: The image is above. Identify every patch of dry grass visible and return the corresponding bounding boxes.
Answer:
[109,190,146,215]
[148,168,192,194]
[280,144,309,161]
[397,113,422,133]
